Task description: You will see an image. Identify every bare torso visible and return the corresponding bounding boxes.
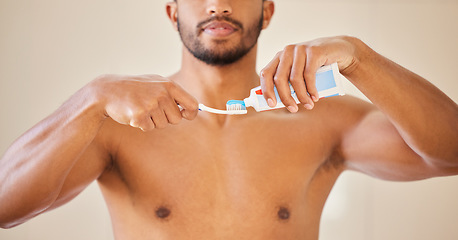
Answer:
[92,96,366,240]
[1,19,456,238]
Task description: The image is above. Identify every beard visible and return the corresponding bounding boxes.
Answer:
[177,14,263,66]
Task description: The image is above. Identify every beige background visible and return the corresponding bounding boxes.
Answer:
[1,0,457,239]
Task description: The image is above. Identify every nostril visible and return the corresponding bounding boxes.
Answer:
[207,6,232,15]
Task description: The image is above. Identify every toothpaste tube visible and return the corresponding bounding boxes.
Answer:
[243,62,345,112]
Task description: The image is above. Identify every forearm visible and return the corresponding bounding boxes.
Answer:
[0,85,105,227]
[344,38,458,165]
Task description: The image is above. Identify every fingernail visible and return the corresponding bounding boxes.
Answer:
[287,105,298,113]
[304,104,313,110]
[312,96,319,102]
[267,98,275,107]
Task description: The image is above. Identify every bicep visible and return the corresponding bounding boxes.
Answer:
[341,110,457,181]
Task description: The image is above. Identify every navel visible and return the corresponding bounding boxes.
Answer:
[277,206,291,221]
[155,206,171,219]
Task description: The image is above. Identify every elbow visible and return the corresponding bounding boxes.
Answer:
[1,224,14,230]
[0,210,28,229]
[0,200,43,230]
[0,220,23,229]
[0,208,35,229]
[409,130,458,169]
[0,206,48,230]
[421,145,458,170]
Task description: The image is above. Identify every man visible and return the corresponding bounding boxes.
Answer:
[0,0,457,239]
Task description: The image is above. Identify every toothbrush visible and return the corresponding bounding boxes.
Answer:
[178,103,246,115]
[193,63,344,115]
[198,103,247,115]
[226,63,345,114]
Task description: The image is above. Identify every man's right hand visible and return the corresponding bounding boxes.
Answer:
[90,74,199,131]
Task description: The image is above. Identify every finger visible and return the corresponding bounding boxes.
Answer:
[289,45,313,109]
[129,118,140,129]
[137,117,156,132]
[304,47,326,103]
[274,46,298,112]
[130,111,155,131]
[260,52,281,107]
[167,82,199,120]
[150,106,168,129]
[105,104,132,126]
[159,95,183,125]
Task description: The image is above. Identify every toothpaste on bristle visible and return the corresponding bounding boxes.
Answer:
[226,63,345,112]
[226,100,246,111]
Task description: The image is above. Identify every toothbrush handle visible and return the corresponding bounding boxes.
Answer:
[178,103,246,115]
[198,104,230,114]
[177,103,225,114]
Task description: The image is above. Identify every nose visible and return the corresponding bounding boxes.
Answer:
[206,0,232,16]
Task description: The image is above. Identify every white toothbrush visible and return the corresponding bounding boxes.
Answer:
[178,103,247,115]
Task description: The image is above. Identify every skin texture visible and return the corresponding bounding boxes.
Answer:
[1,0,457,239]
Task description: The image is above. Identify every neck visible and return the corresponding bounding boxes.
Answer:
[170,44,260,110]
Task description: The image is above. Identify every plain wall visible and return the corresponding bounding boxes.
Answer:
[1,0,457,239]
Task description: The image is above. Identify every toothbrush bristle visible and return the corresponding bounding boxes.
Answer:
[227,104,243,111]
[226,100,246,111]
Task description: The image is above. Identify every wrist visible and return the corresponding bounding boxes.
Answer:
[340,36,374,78]
[77,76,111,122]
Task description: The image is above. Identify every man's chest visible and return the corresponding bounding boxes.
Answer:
[99,113,344,238]
[112,113,337,203]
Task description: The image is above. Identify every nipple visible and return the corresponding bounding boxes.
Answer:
[155,206,171,219]
[277,207,290,220]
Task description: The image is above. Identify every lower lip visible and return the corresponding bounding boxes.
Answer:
[203,27,236,37]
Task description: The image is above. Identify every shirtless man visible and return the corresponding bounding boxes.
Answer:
[0,0,457,239]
